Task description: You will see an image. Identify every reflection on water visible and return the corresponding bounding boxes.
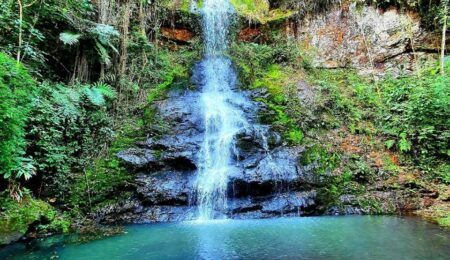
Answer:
[1,216,449,259]
[194,220,234,259]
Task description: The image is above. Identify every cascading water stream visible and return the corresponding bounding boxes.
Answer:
[195,0,248,220]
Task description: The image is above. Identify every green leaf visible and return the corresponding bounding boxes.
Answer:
[385,139,395,149]
[59,32,82,45]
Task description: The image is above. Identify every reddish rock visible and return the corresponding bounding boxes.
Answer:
[293,5,439,76]
[238,27,261,42]
[161,27,194,43]
[423,197,435,207]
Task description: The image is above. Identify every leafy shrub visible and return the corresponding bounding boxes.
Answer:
[0,53,36,181]
[26,82,115,200]
[230,42,278,85]
[68,120,141,211]
[380,67,450,159]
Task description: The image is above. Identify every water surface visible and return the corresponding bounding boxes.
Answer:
[1,216,449,259]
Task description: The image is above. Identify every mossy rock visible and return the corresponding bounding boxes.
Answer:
[0,193,70,245]
[160,0,193,12]
[161,0,294,23]
[230,0,294,23]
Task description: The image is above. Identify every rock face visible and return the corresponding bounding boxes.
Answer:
[161,27,194,43]
[103,3,443,224]
[109,82,322,223]
[290,4,439,76]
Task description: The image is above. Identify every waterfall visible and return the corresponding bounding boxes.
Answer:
[195,0,248,220]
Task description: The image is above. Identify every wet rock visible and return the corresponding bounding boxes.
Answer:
[296,80,316,107]
[326,206,364,216]
[115,79,317,223]
[240,147,305,183]
[156,90,204,134]
[138,206,197,223]
[260,192,316,214]
[93,199,143,224]
[229,191,317,218]
[117,148,160,170]
[0,232,23,246]
[228,197,262,214]
[339,194,358,205]
[94,200,197,224]
[136,171,194,206]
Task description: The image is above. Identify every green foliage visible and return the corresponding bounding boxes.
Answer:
[68,120,141,211]
[26,82,115,200]
[437,214,450,227]
[59,32,82,46]
[307,64,449,183]
[0,53,36,181]
[380,67,450,159]
[60,24,120,66]
[308,69,377,131]
[0,0,93,72]
[230,0,270,22]
[300,145,341,174]
[230,41,306,144]
[146,49,193,103]
[0,191,70,244]
[230,42,274,85]
[288,129,304,144]
[308,64,449,160]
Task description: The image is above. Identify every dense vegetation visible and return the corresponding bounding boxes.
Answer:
[0,0,448,244]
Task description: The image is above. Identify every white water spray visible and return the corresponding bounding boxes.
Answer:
[195,0,248,220]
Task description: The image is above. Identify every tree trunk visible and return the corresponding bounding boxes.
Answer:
[16,0,23,62]
[119,1,131,75]
[441,0,448,75]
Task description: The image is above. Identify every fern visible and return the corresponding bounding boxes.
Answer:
[399,133,412,152]
[59,32,82,45]
[93,82,117,100]
[95,41,111,65]
[90,24,119,54]
[83,86,105,106]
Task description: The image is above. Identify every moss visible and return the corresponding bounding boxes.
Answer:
[230,0,269,22]
[230,40,311,145]
[230,0,294,23]
[300,145,341,174]
[68,121,141,211]
[381,154,401,174]
[249,64,305,145]
[147,59,190,103]
[358,197,383,214]
[306,68,377,130]
[0,192,71,244]
[437,215,450,227]
[251,64,286,102]
[160,0,193,12]
[287,129,304,144]
[147,47,198,103]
